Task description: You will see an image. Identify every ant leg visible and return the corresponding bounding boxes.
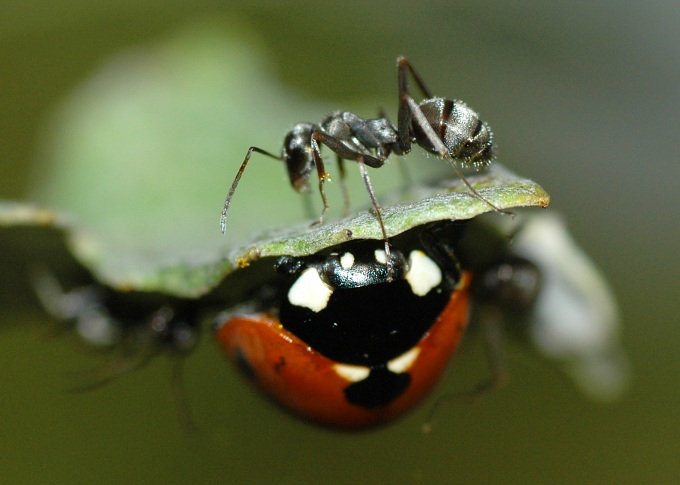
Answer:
[312,131,394,278]
[397,56,434,153]
[310,137,331,226]
[397,82,413,153]
[397,57,511,215]
[356,161,393,279]
[336,156,352,217]
[309,130,386,225]
[397,56,434,99]
[220,146,281,234]
[313,132,385,168]
[311,132,387,220]
[404,96,512,216]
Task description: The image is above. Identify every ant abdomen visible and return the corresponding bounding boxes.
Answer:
[411,98,495,167]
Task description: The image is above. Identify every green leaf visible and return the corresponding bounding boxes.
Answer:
[228,164,549,261]
[95,164,550,297]
[2,164,549,298]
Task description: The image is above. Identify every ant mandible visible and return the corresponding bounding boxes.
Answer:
[220,57,503,263]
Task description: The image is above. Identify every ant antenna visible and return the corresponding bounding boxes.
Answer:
[220,146,281,234]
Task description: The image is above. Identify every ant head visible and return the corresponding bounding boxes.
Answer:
[283,123,318,192]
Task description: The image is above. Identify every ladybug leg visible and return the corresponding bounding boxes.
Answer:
[70,302,200,432]
[30,268,153,389]
[169,354,199,435]
[33,267,201,428]
[418,222,465,286]
[422,248,541,431]
[66,304,200,389]
[421,303,509,433]
[66,340,158,391]
[474,256,541,313]
[471,304,511,396]
[468,255,542,395]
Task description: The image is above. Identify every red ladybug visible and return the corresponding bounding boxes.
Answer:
[215,236,471,429]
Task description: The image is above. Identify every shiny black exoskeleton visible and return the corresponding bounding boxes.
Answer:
[274,242,455,367]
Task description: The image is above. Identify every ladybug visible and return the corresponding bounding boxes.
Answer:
[214,228,472,429]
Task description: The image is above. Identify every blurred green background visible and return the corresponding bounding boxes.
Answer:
[1,1,679,483]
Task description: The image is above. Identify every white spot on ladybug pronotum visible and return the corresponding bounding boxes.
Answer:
[340,252,355,269]
[386,347,420,374]
[406,250,442,296]
[287,267,333,312]
[333,363,371,382]
[374,249,387,265]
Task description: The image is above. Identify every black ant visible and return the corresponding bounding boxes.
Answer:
[220,57,503,267]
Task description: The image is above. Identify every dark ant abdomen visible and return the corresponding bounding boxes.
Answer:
[409,98,494,166]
